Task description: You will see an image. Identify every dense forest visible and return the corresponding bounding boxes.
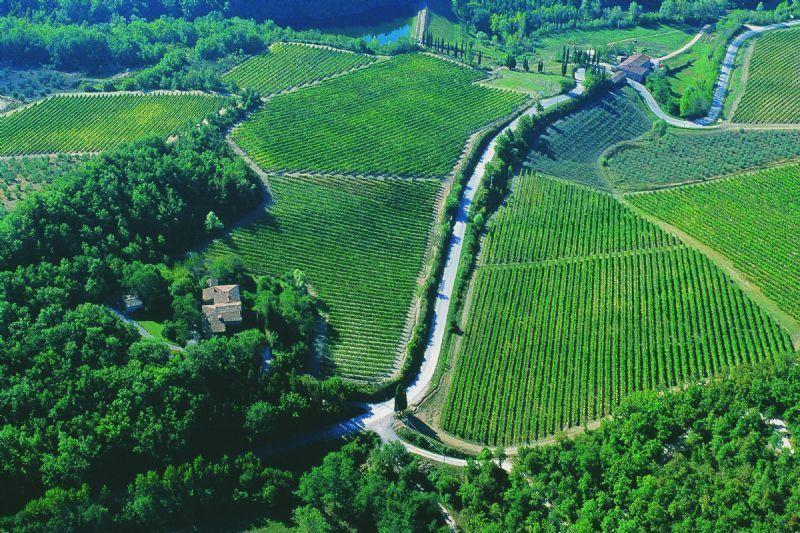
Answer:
[0,0,419,24]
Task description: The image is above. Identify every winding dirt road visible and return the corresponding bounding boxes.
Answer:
[631,19,800,127]
[256,78,587,467]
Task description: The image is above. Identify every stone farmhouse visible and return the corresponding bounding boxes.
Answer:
[616,53,653,83]
[202,282,243,334]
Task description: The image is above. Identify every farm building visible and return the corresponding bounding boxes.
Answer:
[616,53,653,83]
[611,71,627,86]
[202,283,243,334]
[122,294,144,314]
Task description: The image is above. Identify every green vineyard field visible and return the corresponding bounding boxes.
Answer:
[222,42,377,96]
[605,128,800,191]
[0,93,227,155]
[628,164,800,321]
[232,54,527,178]
[206,174,443,381]
[442,174,791,445]
[734,27,800,124]
[524,89,651,190]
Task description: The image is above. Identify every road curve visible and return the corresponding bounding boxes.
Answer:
[630,19,800,127]
[626,79,707,128]
[698,19,800,125]
[255,79,587,464]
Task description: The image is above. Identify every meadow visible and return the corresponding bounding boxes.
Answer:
[0,154,90,211]
[661,30,719,97]
[524,89,651,189]
[535,24,698,63]
[442,174,791,445]
[604,128,800,191]
[479,68,571,98]
[206,173,443,381]
[733,27,800,124]
[232,54,527,178]
[0,93,227,155]
[628,164,800,322]
[222,43,377,96]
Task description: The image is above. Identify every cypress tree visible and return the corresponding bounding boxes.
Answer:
[394,385,407,412]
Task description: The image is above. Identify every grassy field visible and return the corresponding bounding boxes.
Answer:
[536,24,698,63]
[0,154,90,211]
[442,174,791,445]
[479,68,570,98]
[628,164,800,322]
[233,54,526,178]
[661,30,719,97]
[222,43,377,96]
[604,128,800,191]
[733,27,800,124]
[206,174,443,382]
[524,89,651,189]
[0,93,226,155]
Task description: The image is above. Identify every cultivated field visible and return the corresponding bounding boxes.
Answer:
[628,164,800,321]
[524,90,651,189]
[0,93,227,155]
[206,174,443,381]
[442,174,791,445]
[0,154,90,211]
[605,128,800,191]
[222,43,377,96]
[733,27,800,124]
[233,54,527,178]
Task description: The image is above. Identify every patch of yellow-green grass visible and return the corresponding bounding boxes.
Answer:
[661,31,719,97]
[536,24,699,63]
[138,320,167,341]
[480,68,570,98]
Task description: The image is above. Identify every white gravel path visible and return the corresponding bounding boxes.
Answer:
[255,78,587,467]
[629,19,800,127]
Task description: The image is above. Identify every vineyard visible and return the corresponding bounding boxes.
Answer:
[734,27,800,124]
[442,174,791,445]
[0,93,227,155]
[604,128,800,191]
[205,173,443,381]
[0,154,90,211]
[232,54,527,178]
[628,164,800,322]
[524,89,651,190]
[222,43,377,96]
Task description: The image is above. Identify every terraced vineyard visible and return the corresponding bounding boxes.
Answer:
[233,54,527,178]
[0,154,90,211]
[222,43,377,96]
[605,128,800,191]
[734,27,800,124]
[206,174,443,381]
[0,93,227,155]
[442,174,791,445]
[628,164,800,321]
[524,89,651,189]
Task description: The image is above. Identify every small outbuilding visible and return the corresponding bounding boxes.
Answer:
[611,71,627,86]
[616,53,653,83]
[202,283,243,335]
[122,294,144,314]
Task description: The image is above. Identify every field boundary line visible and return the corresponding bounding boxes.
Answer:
[0,89,227,119]
[617,193,800,346]
[620,156,800,194]
[725,37,756,121]
[478,243,685,269]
